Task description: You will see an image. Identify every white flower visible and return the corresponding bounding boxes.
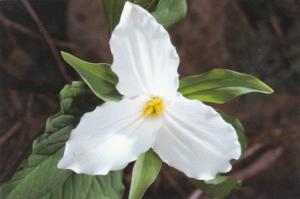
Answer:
[58,1,241,180]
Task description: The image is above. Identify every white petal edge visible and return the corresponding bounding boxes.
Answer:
[58,96,162,175]
[110,2,180,99]
[153,95,241,180]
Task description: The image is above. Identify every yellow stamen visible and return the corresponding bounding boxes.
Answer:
[143,97,164,117]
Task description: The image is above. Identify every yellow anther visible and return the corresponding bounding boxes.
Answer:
[144,107,154,116]
[154,105,162,113]
[143,98,164,117]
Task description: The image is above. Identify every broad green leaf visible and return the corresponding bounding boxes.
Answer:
[0,82,124,199]
[61,51,121,101]
[102,0,126,32]
[129,150,162,199]
[220,112,247,153]
[179,69,274,104]
[152,0,187,28]
[195,176,241,199]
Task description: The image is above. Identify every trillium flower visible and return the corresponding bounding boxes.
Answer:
[58,1,241,180]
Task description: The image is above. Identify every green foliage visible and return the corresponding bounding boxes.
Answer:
[102,0,126,32]
[0,82,124,199]
[195,176,241,199]
[179,68,273,104]
[220,112,247,153]
[129,150,162,199]
[152,0,187,28]
[133,0,158,11]
[61,52,121,101]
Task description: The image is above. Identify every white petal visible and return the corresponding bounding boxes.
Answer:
[153,95,241,180]
[110,2,179,99]
[58,96,161,175]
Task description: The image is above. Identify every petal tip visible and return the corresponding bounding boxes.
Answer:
[57,159,65,170]
[119,1,145,25]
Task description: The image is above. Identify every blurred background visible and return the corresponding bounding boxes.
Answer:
[0,0,300,198]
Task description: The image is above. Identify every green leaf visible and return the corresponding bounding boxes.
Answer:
[220,112,247,153]
[102,0,126,32]
[133,0,158,10]
[61,51,121,101]
[0,82,124,199]
[195,176,241,199]
[129,150,162,199]
[152,0,187,28]
[179,69,274,104]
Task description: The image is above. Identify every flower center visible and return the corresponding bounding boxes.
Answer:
[143,97,164,117]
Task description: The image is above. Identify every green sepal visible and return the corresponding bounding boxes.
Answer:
[179,68,273,104]
[129,150,162,199]
[61,52,121,102]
